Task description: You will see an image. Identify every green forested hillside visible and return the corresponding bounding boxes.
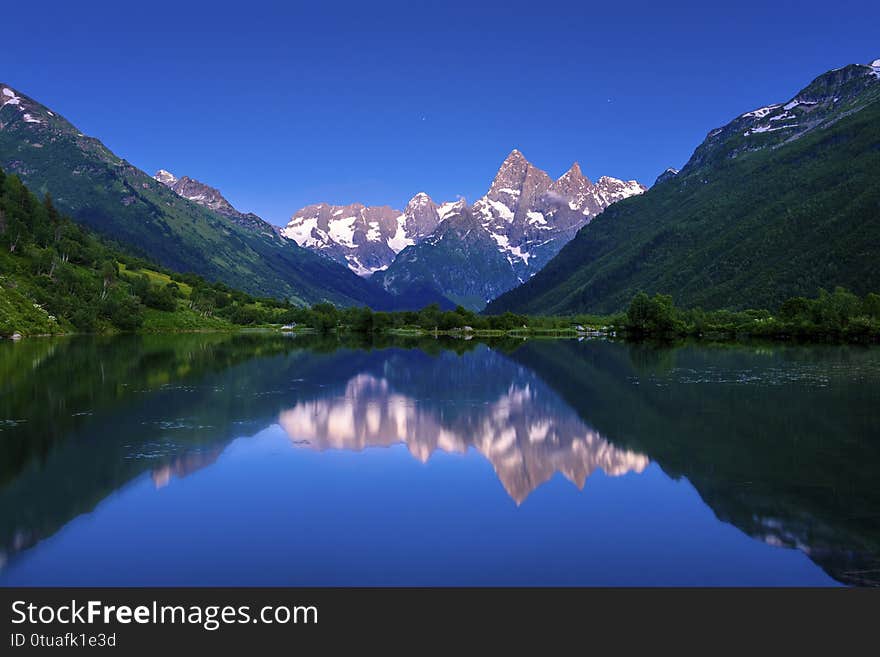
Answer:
[0,169,308,336]
[0,83,392,308]
[488,63,880,315]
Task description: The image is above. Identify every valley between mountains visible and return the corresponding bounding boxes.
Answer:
[1,56,880,325]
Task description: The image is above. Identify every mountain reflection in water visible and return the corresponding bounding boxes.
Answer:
[1,334,878,586]
[278,373,648,504]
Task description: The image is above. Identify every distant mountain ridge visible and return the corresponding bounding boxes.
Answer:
[153,169,284,238]
[488,58,880,315]
[0,82,393,308]
[371,150,644,308]
[281,192,457,276]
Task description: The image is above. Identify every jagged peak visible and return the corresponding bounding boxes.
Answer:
[406,191,435,208]
[153,169,178,186]
[557,161,588,182]
[488,148,551,198]
[500,148,529,167]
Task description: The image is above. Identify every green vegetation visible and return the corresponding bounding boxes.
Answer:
[2,164,877,345]
[0,168,303,337]
[281,301,611,336]
[281,288,880,344]
[618,288,880,341]
[488,70,880,315]
[0,90,391,307]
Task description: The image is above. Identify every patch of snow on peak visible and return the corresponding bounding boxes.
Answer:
[366,221,381,242]
[154,169,178,186]
[409,192,431,204]
[437,202,458,220]
[281,216,320,247]
[526,211,547,225]
[22,113,41,124]
[344,255,375,277]
[498,187,520,196]
[328,216,358,248]
[742,104,781,119]
[2,88,23,109]
[387,214,414,253]
[490,232,531,265]
[744,124,799,136]
[487,199,515,221]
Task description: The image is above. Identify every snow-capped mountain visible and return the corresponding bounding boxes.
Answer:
[284,150,643,291]
[153,169,178,187]
[374,150,645,308]
[486,57,880,316]
[281,192,448,276]
[470,150,646,282]
[687,58,880,172]
[153,169,284,239]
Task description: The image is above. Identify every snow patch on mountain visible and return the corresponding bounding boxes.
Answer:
[1,88,22,108]
[527,211,547,226]
[328,216,358,248]
[437,202,458,220]
[154,169,178,186]
[285,150,644,285]
[487,199,515,221]
[283,216,320,247]
[742,104,781,119]
[387,214,414,253]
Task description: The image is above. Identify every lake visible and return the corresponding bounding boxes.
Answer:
[1,333,878,586]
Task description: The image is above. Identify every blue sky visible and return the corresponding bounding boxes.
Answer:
[4,0,878,224]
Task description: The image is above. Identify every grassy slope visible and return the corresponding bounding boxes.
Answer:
[0,253,234,336]
[0,171,300,336]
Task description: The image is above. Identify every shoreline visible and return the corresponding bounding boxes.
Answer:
[4,324,879,347]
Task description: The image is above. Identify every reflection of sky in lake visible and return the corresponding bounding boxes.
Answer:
[2,336,878,586]
[0,427,837,586]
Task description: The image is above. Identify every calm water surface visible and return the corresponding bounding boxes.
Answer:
[1,334,878,586]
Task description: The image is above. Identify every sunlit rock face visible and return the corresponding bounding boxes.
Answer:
[277,373,648,504]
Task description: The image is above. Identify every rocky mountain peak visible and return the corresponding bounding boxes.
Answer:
[153,169,178,186]
[487,149,553,212]
[403,192,441,240]
[1,84,51,127]
[151,169,282,239]
[549,161,593,197]
[159,173,238,217]
[595,176,648,202]
[562,161,584,179]
[654,167,680,185]
[405,191,434,211]
[686,59,880,173]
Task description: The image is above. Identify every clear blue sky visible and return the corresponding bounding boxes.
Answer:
[4,0,878,225]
